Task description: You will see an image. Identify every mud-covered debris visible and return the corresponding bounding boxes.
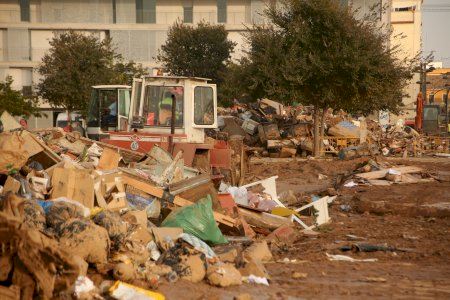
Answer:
[207,263,242,287]
[22,200,46,231]
[179,254,206,283]
[243,241,273,263]
[239,259,269,278]
[58,218,110,264]
[93,210,128,250]
[46,200,85,231]
[0,193,46,231]
[113,263,136,282]
[158,241,206,282]
[0,212,86,299]
[114,225,152,265]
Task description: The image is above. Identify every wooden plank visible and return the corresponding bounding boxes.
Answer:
[355,166,423,180]
[45,161,64,178]
[98,148,121,170]
[21,131,44,157]
[94,181,107,208]
[238,207,291,230]
[3,176,21,194]
[28,133,61,163]
[279,147,296,158]
[122,175,236,227]
[0,285,20,300]
[51,168,94,208]
[75,135,144,162]
[367,179,392,186]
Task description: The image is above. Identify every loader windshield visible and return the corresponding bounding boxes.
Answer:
[143,86,184,127]
[87,88,119,129]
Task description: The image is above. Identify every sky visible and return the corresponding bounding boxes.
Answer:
[422,0,450,67]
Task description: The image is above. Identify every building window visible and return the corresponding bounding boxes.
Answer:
[112,0,117,23]
[184,2,193,23]
[217,0,227,23]
[19,0,30,22]
[7,29,31,61]
[22,86,32,98]
[394,6,416,12]
[136,0,156,24]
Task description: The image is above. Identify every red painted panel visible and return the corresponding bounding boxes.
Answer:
[210,148,232,169]
[173,143,197,166]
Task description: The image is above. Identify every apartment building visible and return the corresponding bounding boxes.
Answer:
[0,0,391,128]
[390,0,422,120]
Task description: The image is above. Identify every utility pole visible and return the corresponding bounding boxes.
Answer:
[420,62,428,104]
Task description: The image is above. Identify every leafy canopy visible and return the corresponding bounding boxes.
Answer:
[0,76,40,117]
[237,0,416,115]
[157,21,236,84]
[37,31,146,114]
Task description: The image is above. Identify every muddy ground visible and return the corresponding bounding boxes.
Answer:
[158,156,450,299]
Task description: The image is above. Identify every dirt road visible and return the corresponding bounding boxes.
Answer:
[159,157,450,299]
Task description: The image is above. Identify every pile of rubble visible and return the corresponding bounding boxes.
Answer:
[339,159,436,188]
[212,100,449,159]
[0,127,331,299]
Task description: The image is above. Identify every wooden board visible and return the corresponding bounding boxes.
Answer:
[0,285,20,300]
[98,148,121,170]
[28,133,61,163]
[75,134,144,163]
[279,147,296,158]
[238,207,291,230]
[367,179,392,186]
[122,174,236,227]
[3,176,21,194]
[51,168,94,208]
[355,166,423,180]
[21,131,44,157]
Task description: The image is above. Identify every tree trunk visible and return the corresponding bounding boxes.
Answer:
[67,109,72,132]
[319,108,326,155]
[313,107,321,157]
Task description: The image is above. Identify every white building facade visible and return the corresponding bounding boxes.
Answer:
[390,0,422,120]
[0,0,392,127]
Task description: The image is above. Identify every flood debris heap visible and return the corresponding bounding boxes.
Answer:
[213,99,449,158]
[0,98,448,299]
[0,126,337,300]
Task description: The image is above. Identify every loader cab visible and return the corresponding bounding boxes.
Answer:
[130,76,217,144]
[86,85,131,140]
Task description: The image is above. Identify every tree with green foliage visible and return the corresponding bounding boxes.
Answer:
[113,60,148,86]
[233,0,416,156]
[157,21,236,86]
[0,76,40,117]
[37,31,146,117]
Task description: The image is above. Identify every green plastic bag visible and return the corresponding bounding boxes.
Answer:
[161,195,228,245]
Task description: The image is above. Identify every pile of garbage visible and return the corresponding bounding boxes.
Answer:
[213,100,449,159]
[0,127,330,299]
[339,159,435,188]
[380,121,449,157]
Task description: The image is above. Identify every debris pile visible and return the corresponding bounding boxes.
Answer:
[339,159,435,188]
[213,100,449,158]
[0,128,333,299]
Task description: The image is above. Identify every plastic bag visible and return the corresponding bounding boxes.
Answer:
[226,186,248,206]
[161,195,227,245]
[38,197,91,217]
[146,199,161,219]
